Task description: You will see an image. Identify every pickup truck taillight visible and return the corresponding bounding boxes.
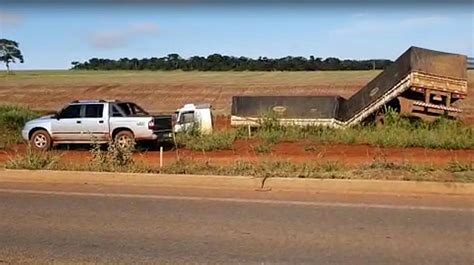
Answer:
[171,114,177,127]
[148,119,155,129]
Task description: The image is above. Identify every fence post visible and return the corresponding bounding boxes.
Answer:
[160,146,163,168]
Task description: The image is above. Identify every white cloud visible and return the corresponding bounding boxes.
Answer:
[88,22,159,49]
[90,32,129,49]
[0,11,22,27]
[129,22,159,34]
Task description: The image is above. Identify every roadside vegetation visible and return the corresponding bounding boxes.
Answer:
[4,127,473,183]
[172,110,474,153]
[175,130,237,152]
[0,105,39,149]
[88,141,139,172]
[6,145,59,170]
[5,146,473,182]
[246,111,474,150]
[1,103,473,152]
[1,104,473,183]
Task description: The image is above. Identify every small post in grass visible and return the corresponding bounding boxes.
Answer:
[248,125,251,138]
[160,146,163,168]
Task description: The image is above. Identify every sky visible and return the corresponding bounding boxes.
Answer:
[0,1,473,70]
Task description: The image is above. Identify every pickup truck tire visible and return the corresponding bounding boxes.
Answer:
[114,130,135,149]
[30,130,52,151]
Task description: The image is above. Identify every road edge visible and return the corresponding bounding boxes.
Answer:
[0,169,473,196]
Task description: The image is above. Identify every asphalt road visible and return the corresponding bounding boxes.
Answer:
[0,184,473,264]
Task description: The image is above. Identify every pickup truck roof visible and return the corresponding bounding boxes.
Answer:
[70,99,122,104]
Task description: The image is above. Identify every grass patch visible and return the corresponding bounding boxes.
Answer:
[159,159,472,182]
[161,160,346,179]
[250,111,474,150]
[4,150,473,182]
[254,142,272,154]
[446,160,473,172]
[0,105,40,149]
[0,105,40,131]
[0,128,20,150]
[6,146,59,170]
[86,141,153,173]
[318,161,343,172]
[175,131,236,152]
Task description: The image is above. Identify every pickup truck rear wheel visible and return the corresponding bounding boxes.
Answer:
[114,131,135,149]
[30,130,52,151]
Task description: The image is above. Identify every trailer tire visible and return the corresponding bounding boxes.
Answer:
[375,111,385,127]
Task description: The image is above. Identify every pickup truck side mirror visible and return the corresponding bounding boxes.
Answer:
[54,112,61,120]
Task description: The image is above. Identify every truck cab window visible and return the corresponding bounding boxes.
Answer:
[85,104,104,118]
[59,105,81,119]
[181,111,195,124]
[117,103,132,116]
[129,103,149,116]
[111,105,124,117]
[115,103,149,117]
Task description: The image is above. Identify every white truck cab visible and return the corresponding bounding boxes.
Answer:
[174,103,213,134]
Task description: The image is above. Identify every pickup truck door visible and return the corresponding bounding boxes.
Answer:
[81,104,110,142]
[51,104,83,141]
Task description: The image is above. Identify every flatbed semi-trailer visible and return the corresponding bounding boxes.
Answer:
[231,46,468,128]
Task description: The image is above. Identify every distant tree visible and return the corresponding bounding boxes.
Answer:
[0,39,24,73]
[71,61,80,68]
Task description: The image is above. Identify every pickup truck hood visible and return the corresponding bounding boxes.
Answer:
[25,116,54,126]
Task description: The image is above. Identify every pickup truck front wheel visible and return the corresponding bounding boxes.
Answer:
[114,131,135,149]
[30,130,52,151]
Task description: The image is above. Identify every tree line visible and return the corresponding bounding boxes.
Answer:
[71,54,393,71]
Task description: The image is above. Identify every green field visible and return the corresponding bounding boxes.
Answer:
[0,70,378,85]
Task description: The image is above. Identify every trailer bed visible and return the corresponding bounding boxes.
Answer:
[231,46,468,128]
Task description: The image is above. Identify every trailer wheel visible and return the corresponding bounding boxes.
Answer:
[374,111,385,127]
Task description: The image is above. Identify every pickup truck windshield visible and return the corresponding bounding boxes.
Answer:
[114,103,149,117]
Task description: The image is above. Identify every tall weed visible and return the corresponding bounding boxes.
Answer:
[175,131,236,151]
[251,111,474,150]
[89,141,137,172]
[6,145,59,170]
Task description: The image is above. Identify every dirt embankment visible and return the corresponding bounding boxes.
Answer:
[2,141,473,168]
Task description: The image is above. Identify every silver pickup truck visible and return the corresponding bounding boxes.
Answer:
[22,100,173,150]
